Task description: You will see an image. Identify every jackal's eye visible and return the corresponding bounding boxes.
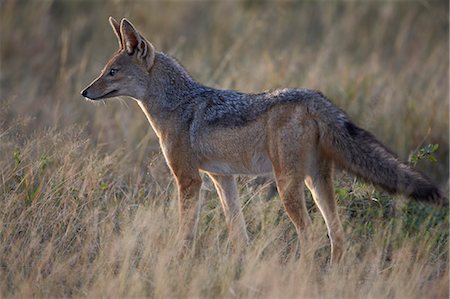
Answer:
[109,68,118,76]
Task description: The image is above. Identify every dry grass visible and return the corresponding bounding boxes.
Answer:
[0,1,448,298]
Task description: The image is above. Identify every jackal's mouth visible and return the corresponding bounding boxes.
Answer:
[85,89,118,101]
[98,89,119,99]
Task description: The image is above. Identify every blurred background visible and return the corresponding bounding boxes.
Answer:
[0,2,448,297]
[1,1,448,185]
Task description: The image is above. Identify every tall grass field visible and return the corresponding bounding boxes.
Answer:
[0,1,448,298]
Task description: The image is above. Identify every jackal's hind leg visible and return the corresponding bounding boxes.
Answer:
[208,173,250,247]
[274,172,312,245]
[268,121,314,258]
[305,157,344,265]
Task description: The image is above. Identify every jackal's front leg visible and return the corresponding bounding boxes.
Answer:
[208,174,250,247]
[175,174,203,250]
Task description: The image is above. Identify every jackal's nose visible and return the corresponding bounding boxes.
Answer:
[81,89,88,97]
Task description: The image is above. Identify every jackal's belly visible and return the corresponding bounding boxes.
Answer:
[194,118,273,175]
[199,152,273,175]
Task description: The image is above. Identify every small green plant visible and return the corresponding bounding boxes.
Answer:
[13,148,21,167]
[39,153,51,170]
[99,182,109,191]
[409,144,439,167]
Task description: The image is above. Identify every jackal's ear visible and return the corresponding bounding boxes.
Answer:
[120,19,139,54]
[120,18,155,70]
[109,17,123,49]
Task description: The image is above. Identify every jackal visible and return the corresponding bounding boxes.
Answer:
[81,17,446,264]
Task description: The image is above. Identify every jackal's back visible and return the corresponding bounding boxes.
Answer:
[197,87,322,127]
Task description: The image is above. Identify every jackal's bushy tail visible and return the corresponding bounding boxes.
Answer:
[316,99,446,206]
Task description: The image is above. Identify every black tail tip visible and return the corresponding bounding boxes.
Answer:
[411,185,448,208]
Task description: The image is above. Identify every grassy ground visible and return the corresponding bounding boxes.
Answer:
[0,1,448,298]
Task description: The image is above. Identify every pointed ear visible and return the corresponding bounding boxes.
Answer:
[109,17,123,49]
[120,19,155,70]
[137,33,155,70]
[120,19,140,54]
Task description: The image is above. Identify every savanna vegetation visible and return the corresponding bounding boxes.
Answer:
[0,1,448,298]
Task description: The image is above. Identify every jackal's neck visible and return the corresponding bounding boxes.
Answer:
[138,52,202,136]
[146,52,200,106]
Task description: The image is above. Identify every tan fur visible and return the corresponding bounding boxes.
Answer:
[81,18,446,265]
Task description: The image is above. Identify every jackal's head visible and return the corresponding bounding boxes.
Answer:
[81,17,155,101]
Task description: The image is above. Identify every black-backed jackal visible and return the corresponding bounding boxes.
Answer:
[81,18,446,264]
